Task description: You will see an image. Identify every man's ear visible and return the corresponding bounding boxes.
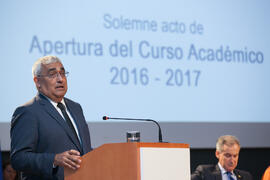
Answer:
[215,150,220,159]
[34,77,41,88]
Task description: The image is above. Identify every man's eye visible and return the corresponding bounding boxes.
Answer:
[59,71,65,75]
[224,154,231,158]
[49,72,57,76]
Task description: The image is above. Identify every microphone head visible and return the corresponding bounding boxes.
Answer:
[102,116,108,120]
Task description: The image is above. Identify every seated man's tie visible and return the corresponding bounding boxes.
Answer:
[226,172,235,180]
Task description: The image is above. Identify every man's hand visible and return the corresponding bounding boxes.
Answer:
[54,150,81,170]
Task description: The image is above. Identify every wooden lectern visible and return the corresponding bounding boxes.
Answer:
[65,142,190,180]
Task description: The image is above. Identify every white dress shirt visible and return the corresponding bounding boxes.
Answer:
[218,163,237,180]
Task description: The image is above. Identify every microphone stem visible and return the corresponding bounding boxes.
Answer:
[105,116,163,142]
[146,119,163,142]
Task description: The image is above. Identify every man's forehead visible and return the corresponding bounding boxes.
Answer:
[42,62,64,71]
[222,144,240,152]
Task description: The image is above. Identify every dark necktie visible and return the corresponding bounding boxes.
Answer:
[227,172,234,180]
[57,102,79,142]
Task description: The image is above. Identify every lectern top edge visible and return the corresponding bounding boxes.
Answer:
[137,142,189,148]
[101,142,189,148]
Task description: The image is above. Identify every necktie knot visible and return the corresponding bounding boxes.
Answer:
[226,171,234,180]
[57,102,65,111]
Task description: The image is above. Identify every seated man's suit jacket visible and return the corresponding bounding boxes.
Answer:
[191,164,253,180]
[10,93,92,180]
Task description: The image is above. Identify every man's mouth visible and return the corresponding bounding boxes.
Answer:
[56,85,64,89]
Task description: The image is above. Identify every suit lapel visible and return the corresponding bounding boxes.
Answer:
[234,170,243,180]
[213,165,222,180]
[37,94,82,153]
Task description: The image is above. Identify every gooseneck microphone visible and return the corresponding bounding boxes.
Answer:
[102,116,163,142]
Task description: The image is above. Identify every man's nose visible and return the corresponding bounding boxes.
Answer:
[56,72,64,81]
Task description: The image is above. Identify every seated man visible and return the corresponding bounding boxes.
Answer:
[191,135,252,180]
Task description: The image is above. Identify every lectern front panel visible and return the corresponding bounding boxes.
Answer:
[140,147,190,180]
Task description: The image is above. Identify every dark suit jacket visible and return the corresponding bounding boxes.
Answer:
[10,93,92,180]
[191,164,253,180]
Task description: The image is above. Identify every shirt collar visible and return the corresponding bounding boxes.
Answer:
[40,93,65,108]
[49,98,66,109]
[218,162,234,175]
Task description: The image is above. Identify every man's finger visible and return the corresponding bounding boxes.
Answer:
[68,149,81,156]
[67,155,81,164]
[64,157,81,170]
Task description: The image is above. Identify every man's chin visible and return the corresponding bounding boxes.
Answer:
[226,166,235,172]
[54,92,66,99]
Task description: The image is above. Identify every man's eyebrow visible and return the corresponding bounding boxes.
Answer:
[47,68,57,72]
[47,67,65,72]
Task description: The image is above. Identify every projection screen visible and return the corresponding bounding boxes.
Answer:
[0,0,269,150]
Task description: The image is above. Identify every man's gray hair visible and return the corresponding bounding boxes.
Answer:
[216,135,240,152]
[32,55,62,77]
